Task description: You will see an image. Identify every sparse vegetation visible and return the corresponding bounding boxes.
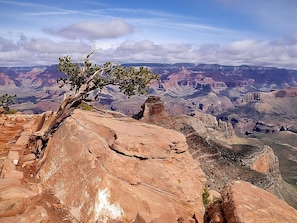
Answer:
[202,186,211,208]
[0,93,17,114]
[78,102,93,111]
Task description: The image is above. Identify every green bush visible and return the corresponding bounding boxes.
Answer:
[0,94,17,114]
[202,186,211,207]
[78,102,93,111]
[7,109,18,114]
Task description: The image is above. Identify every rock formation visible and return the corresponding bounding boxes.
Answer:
[0,114,52,222]
[38,109,207,222]
[207,200,226,223]
[221,181,297,223]
[228,87,297,135]
[142,96,166,119]
[1,109,297,222]
[247,145,278,173]
[139,96,297,209]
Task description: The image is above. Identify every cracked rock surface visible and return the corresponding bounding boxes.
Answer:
[38,109,206,223]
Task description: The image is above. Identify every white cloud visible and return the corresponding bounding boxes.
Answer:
[0,35,92,66]
[224,39,256,55]
[116,40,159,53]
[22,38,90,54]
[45,19,134,40]
[97,37,296,69]
[0,37,19,51]
[0,0,45,8]
[0,33,296,69]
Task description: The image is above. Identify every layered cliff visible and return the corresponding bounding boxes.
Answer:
[139,96,297,209]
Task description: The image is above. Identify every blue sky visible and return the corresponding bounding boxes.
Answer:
[0,0,296,68]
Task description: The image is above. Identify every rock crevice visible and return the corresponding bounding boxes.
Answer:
[38,109,207,222]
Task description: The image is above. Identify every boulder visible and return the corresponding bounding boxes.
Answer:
[221,181,297,223]
[207,200,225,223]
[38,109,206,222]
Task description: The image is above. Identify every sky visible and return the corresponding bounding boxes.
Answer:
[0,0,297,68]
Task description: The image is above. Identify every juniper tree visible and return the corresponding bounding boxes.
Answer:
[0,93,16,114]
[35,49,159,143]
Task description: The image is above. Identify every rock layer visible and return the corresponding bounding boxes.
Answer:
[38,109,206,222]
[139,97,296,208]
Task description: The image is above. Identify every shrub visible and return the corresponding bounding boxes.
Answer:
[202,186,211,207]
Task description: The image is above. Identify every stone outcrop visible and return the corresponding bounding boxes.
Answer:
[248,145,279,174]
[143,96,165,115]
[221,181,297,223]
[141,96,168,120]
[38,109,206,222]
[138,99,292,208]
[275,87,297,97]
[0,114,49,222]
[207,200,226,223]
[219,144,279,176]
[187,111,234,139]
[1,109,297,222]
[140,97,234,141]
[0,114,81,222]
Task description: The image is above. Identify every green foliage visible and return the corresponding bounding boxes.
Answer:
[57,53,160,100]
[7,109,18,114]
[78,102,93,111]
[0,94,17,114]
[202,186,211,208]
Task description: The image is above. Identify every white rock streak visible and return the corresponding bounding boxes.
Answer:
[95,188,124,222]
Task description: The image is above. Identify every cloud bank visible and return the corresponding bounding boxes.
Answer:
[0,0,296,69]
[0,34,296,69]
[45,20,134,40]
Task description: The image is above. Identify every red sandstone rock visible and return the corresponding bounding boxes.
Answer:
[207,201,225,223]
[250,145,277,173]
[221,180,297,223]
[1,170,23,180]
[141,96,168,122]
[0,205,49,223]
[7,151,19,162]
[19,153,36,163]
[208,190,222,203]
[0,114,51,222]
[38,109,206,222]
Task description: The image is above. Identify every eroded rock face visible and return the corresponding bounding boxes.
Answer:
[248,145,278,174]
[221,181,297,223]
[38,109,206,222]
[141,96,167,121]
[144,96,165,113]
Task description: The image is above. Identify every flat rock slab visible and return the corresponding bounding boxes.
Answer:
[38,110,206,222]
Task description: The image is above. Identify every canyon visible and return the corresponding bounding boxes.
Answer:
[139,96,297,209]
[0,105,297,222]
[1,63,297,221]
[1,63,296,188]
